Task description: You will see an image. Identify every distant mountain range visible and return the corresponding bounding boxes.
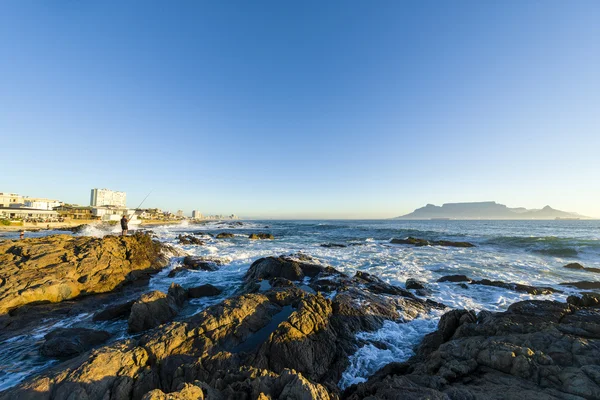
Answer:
[395,201,589,220]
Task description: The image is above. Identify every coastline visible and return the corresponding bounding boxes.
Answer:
[0,219,185,232]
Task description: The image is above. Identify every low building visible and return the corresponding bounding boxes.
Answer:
[92,206,140,223]
[0,207,59,221]
[24,197,63,210]
[55,205,94,220]
[0,193,24,208]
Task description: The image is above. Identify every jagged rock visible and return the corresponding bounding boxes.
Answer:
[3,257,444,400]
[168,283,188,308]
[245,255,326,282]
[567,292,600,307]
[40,328,111,358]
[168,257,223,277]
[128,285,185,333]
[0,233,178,315]
[470,279,561,295]
[176,235,205,246]
[406,278,426,290]
[216,232,235,239]
[188,284,222,298]
[390,237,475,247]
[560,281,600,290]
[564,262,600,273]
[438,275,561,295]
[437,275,472,283]
[354,271,418,299]
[249,233,275,240]
[93,300,135,321]
[320,243,347,248]
[345,297,600,400]
[142,382,204,400]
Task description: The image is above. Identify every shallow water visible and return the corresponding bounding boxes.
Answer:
[1,219,599,391]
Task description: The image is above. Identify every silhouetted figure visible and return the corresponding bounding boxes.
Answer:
[19,230,25,240]
[121,215,128,236]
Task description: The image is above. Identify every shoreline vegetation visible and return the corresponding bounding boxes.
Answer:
[1,231,600,399]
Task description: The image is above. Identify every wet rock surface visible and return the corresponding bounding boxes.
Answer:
[561,281,600,290]
[1,254,441,400]
[406,278,426,290]
[0,233,177,315]
[215,232,235,239]
[187,284,222,298]
[41,328,111,358]
[93,300,135,322]
[390,237,475,248]
[564,263,600,274]
[344,296,600,400]
[320,243,347,248]
[249,233,275,240]
[437,275,471,283]
[438,275,562,295]
[176,235,205,246]
[167,256,222,277]
[128,284,187,333]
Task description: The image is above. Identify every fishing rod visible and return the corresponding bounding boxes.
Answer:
[126,190,153,221]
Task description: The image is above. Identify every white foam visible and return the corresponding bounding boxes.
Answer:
[339,311,443,389]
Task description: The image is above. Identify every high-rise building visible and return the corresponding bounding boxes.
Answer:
[192,210,203,219]
[90,188,127,207]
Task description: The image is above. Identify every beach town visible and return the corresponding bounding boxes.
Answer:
[0,189,239,232]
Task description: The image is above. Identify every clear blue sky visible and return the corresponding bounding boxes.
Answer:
[1,1,599,218]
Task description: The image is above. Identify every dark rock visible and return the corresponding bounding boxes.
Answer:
[354,271,419,299]
[176,234,205,246]
[390,237,475,247]
[187,284,223,298]
[182,256,221,271]
[345,299,600,400]
[245,255,326,282]
[128,289,180,333]
[40,328,110,358]
[471,279,561,295]
[437,274,471,283]
[567,293,600,307]
[168,283,188,308]
[93,300,135,321]
[1,257,451,400]
[249,233,275,240]
[406,278,426,290]
[320,243,347,248]
[564,262,600,273]
[560,281,600,290]
[216,232,235,239]
[565,262,586,270]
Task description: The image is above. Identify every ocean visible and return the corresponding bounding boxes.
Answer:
[1,219,599,391]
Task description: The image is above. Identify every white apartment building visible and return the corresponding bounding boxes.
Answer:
[23,198,63,210]
[90,188,126,207]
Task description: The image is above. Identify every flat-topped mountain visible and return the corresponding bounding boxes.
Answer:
[395,201,587,220]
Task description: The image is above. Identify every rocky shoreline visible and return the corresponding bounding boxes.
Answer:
[1,234,599,399]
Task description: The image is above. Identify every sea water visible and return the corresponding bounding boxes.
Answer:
[1,219,599,391]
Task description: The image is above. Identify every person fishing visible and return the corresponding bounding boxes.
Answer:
[120,215,128,236]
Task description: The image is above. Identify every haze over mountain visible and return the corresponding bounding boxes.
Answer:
[395,202,588,220]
